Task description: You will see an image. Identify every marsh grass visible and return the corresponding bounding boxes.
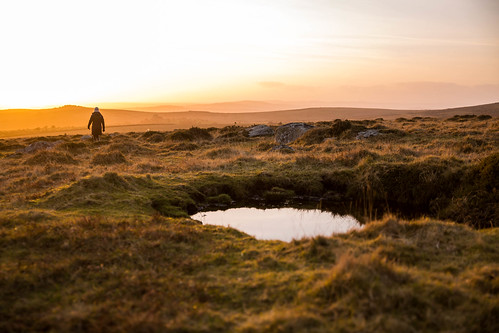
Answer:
[0,116,497,331]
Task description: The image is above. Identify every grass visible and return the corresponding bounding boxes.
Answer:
[0,116,498,331]
[1,215,497,332]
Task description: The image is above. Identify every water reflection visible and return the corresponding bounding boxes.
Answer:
[191,207,362,242]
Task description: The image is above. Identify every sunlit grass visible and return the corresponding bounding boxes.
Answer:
[0,116,497,331]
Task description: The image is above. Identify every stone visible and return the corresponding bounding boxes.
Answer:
[19,140,64,153]
[356,129,380,140]
[81,135,93,141]
[247,125,274,137]
[275,122,314,144]
[270,145,295,153]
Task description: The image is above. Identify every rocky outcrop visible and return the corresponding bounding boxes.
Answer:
[356,129,380,140]
[247,125,274,137]
[19,140,64,153]
[275,122,314,144]
[270,145,295,153]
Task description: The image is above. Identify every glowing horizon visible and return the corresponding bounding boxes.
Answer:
[1,0,498,110]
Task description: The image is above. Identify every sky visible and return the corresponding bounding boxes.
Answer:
[0,0,498,110]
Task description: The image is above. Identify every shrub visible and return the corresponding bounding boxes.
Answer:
[477,114,492,121]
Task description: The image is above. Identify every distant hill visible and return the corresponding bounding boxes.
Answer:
[133,100,293,113]
[0,102,497,136]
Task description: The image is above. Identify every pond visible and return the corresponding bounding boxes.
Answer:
[191,207,362,242]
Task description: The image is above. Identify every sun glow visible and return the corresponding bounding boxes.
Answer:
[0,0,498,109]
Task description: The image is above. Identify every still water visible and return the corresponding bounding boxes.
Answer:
[191,207,362,242]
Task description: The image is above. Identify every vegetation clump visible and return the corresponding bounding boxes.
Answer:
[57,141,88,154]
[24,151,76,165]
[444,152,499,228]
[206,193,233,206]
[263,187,295,204]
[205,147,240,159]
[169,127,213,141]
[92,151,127,165]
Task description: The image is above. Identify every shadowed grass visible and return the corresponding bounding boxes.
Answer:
[0,215,497,332]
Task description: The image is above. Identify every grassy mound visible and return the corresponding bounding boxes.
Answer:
[91,151,127,165]
[0,215,497,332]
[24,151,77,165]
[169,127,213,142]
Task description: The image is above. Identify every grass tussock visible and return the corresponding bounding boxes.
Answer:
[169,127,213,142]
[92,151,127,165]
[0,215,497,332]
[24,151,77,165]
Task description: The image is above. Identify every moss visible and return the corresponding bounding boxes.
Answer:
[150,196,192,217]
[444,152,499,228]
[206,194,233,206]
[263,187,295,204]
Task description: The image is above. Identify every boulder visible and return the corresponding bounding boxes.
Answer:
[247,125,274,137]
[270,145,295,153]
[275,122,314,144]
[20,140,64,153]
[81,135,93,141]
[356,129,380,140]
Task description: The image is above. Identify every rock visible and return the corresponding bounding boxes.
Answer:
[81,135,92,141]
[19,140,63,153]
[275,122,314,144]
[356,129,380,140]
[270,145,295,153]
[247,125,274,137]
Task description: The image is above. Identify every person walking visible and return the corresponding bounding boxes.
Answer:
[88,107,105,141]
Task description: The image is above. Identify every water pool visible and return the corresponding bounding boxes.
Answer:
[191,207,362,242]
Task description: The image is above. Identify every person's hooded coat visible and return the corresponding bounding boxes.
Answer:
[88,108,105,136]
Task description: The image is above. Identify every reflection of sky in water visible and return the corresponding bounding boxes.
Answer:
[191,208,362,242]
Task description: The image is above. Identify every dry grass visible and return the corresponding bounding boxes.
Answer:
[0,214,497,332]
[0,116,497,331]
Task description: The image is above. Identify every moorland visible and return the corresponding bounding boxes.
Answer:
[0,113,498,332]
[1,101,498,138]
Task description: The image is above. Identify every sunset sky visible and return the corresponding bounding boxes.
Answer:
[1,0,498,110]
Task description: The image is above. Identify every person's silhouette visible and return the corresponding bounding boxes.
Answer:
[88,107,105,141]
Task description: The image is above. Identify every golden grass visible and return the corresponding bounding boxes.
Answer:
[0,116,497,331]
